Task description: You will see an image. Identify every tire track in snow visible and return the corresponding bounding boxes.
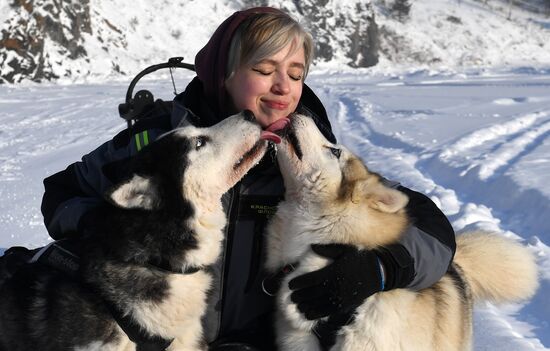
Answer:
[439,111,550,180]
[440,112,543,159]
[475,118,550,180]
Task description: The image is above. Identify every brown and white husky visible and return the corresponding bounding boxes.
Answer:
[265,114,539,351]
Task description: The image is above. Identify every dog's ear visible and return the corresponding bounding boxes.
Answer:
[102,152,162,210]
[352,179,408,213]
[107,174,161,210]
[368,185,409,213]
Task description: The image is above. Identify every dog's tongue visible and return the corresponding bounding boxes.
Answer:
[260,117,290,144]
[261,131,281,144]
[266,117,290,132]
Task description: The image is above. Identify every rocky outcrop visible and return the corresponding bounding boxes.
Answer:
[0,0,91,83]
[0,0,380,84]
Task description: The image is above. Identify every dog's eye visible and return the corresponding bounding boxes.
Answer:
[195,136,208,150]
[329,147,341,159]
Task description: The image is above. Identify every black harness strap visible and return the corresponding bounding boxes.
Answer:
[103,298,173,351]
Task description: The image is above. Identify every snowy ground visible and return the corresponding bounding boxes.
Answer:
[0,67,549,349]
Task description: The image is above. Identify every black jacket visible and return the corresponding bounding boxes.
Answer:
[41,79,455,349]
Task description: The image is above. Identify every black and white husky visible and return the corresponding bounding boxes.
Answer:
[0,112,273,351]
[265,114,539,351]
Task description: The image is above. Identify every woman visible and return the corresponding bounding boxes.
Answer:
[40,7,455,351]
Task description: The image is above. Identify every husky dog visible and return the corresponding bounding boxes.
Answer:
[265,114,539,351]
[0,112,274,351]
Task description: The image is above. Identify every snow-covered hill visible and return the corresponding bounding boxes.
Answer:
[1,0,549,83]
[374,0,550,71]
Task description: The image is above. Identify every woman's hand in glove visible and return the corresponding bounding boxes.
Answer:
[288,244,385,320]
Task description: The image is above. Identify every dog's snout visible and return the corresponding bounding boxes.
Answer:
[243,110,256,122]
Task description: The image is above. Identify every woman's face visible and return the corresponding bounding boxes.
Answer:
[225,41,305,127]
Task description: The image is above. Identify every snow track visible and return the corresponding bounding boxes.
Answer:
[440,111,550,181]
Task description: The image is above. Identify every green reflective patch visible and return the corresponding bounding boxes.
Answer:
[142,130,149,146]
[135,133,142,151]
[135,131,149,151]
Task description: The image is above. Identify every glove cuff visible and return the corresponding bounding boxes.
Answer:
[376,244,415,290]
[376,256,386,291]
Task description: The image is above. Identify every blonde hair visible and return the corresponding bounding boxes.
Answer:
[226,12,313,80]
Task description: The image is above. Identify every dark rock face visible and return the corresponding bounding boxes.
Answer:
[0,0,92,83]
[0,0,380,83]
[346,2,379,68]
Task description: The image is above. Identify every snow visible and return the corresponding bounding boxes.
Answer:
[371,0,550,71]
[1,66,548,351]
[0,2,12,28]
[1,0,550,349]
[63,0,238,81]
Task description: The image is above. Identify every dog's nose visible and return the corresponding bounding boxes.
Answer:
[243,110,256,122]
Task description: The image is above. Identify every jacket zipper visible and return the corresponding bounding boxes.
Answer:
[213,181,241,341]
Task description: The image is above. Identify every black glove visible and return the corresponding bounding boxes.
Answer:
[288,244,385,320]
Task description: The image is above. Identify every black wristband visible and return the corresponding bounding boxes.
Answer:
[376,244,415,290]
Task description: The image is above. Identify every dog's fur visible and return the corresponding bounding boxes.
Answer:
[265,114,539,351]
[0,113,269,351]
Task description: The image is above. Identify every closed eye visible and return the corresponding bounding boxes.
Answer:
[253,68,272,76]
[253,68,303,81]
[289,67,304,81]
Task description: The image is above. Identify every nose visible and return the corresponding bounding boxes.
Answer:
[243,109,256,122]
[271,73,290,95]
